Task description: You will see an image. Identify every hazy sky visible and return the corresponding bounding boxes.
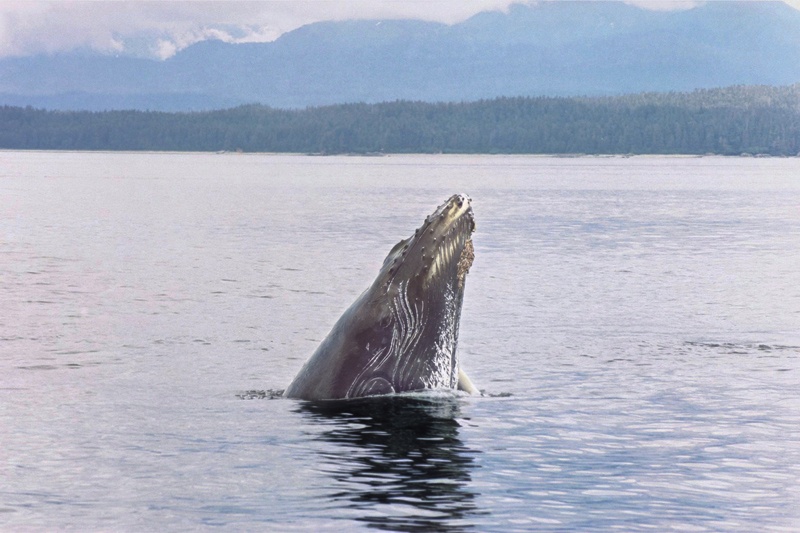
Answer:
[1,0,798,59]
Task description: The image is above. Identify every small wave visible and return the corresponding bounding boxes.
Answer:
[236,388,510,400]
[685,341,799,353]
[236,389,284,400]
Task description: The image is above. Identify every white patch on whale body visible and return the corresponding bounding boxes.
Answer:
[427,283,458,390]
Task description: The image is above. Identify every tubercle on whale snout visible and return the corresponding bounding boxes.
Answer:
[423,210,471,246]
[383,196,474,286]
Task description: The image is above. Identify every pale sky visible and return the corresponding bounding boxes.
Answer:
[1,0,798,60]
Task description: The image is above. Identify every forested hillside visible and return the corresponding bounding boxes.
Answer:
[2,85,799,155]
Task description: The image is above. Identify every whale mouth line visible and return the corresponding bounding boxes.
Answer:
[423,211,474,287]
[456,237,475,290]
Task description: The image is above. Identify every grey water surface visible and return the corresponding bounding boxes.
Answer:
[1,152,799,531]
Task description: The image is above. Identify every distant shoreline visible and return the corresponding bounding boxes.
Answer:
[2,148,796,159]
[3,85,799,156]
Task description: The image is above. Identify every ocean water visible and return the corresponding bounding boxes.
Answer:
[1,151,799,531]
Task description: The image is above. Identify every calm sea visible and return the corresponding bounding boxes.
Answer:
[1,151,799,531]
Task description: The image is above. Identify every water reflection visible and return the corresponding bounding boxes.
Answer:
[298,395,482,531]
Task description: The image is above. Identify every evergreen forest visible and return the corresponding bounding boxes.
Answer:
[2,84,799,156]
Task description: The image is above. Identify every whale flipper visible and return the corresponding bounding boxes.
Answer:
[457,368,478,395]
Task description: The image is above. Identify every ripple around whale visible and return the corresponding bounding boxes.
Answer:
[296,393,484,532]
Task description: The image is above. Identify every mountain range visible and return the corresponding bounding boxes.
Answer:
[2,1,800,111]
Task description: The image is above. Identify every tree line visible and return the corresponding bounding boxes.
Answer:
[2,84,799,155]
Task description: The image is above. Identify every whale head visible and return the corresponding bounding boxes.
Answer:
[351,193,476,396]
[283,194,476,400]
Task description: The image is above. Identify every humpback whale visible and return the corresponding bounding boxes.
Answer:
[284,194,478,400]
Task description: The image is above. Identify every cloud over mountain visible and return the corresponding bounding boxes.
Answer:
[3,1,796,59]
[2,1,528,59]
